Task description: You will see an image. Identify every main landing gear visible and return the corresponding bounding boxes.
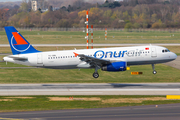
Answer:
[152,64,157,74]
[93,72,99,78]
[93,66,100,78]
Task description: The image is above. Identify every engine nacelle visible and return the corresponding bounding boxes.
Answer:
[101,61,127,72]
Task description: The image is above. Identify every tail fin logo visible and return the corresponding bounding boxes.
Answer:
[11,32,30,52]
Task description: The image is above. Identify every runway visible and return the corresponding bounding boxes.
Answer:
[0,43,180,47]
[0,103,180,120]
[1,83,180,96]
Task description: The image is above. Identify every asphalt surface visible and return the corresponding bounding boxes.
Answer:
[0,83,180,96]
[0,43,180,47]
[0,103,180,120]
[164,56,180,70]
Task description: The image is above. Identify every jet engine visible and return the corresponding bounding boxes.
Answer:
[101,61,127,72]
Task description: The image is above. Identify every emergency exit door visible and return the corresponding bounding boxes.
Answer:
[151,47,157,57]
[37,54,43,64]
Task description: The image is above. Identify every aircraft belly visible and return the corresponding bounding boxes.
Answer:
[43,58,80,69]
[127,59,174,65]
[43,65,77,69]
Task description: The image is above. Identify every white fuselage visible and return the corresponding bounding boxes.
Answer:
[3,46,177,69]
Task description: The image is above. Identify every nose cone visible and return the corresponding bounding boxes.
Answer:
[172,53,177,60]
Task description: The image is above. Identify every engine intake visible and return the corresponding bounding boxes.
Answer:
[101,61,127,72]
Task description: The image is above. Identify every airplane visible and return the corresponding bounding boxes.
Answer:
[3,26,177,78]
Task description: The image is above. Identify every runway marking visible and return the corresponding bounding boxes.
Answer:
[0,89,178,92]
[69,89,180,91]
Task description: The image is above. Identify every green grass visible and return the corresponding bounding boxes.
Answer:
[0,95,179,112]
[0,30,180,44]
[0,62,179,83]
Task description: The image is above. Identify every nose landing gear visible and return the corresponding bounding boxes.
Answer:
[152,64,157,74]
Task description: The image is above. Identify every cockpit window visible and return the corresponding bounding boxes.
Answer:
[162,49,170,53]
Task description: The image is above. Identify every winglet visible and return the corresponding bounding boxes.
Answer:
[73,52,79,57]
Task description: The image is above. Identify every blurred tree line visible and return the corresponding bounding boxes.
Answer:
[1,0,180,28]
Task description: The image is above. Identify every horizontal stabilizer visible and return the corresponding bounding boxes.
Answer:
[7,55,28,60]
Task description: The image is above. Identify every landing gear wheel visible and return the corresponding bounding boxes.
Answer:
[93,72,99,78]
[153,70,157,74]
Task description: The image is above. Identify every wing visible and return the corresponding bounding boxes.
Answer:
[74,52,111,66]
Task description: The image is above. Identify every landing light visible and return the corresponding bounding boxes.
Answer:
[127,67,130,70]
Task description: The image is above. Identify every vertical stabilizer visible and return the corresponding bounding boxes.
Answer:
[4,26,40,55]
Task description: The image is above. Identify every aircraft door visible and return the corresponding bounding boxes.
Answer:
[37,54,43,64]
[151,47,157,57]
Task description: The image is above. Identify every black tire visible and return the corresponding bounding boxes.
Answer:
[93,72,99,78]
[153,70,157,74]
